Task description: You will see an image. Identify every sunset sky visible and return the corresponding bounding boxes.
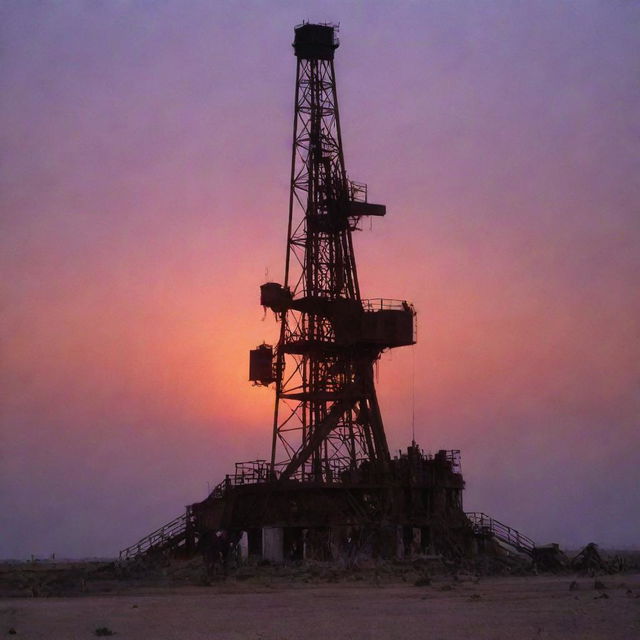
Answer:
[2,1,639,558]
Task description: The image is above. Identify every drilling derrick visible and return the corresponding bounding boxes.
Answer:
[119,23,540,567]
[254,23,415,483]
[120,23,485,567]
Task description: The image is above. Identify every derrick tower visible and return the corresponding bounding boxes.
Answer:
[120,24,483,566]
[119,23,534,566]
[251,23,415,483]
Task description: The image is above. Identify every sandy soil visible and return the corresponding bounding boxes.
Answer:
[1,573,639,640]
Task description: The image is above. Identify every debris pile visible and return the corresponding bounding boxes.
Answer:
[570,543,632,575]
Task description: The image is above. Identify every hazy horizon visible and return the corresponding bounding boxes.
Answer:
[2,0,639,559]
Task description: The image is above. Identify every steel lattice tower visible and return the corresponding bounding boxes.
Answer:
[120,24,478,566]
[250,23,415,484]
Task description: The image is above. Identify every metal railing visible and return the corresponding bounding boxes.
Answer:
[210,460,274,499]
[432,449,461,473]
[210,448,465,500]
[119,512,189,561]
[209,456,375,499]
[466,512,535,555]
[349,180,368,202]
[361,298,414,312]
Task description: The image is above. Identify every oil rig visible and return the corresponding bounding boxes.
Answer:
[120,23,536,565]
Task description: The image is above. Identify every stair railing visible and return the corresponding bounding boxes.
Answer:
[119,512,189,561]
[465,511,535,555]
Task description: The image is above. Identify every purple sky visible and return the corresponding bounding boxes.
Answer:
[1,1,639,558]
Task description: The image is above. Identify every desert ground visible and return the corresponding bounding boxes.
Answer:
[1,561,639,640]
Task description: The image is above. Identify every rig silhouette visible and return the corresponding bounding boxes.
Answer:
[120,23,536,565]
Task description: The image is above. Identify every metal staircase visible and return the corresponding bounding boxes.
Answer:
[466,512,535,556]
[119,510,195,561]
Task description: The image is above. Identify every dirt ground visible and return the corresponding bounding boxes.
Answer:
[1,572,639,640]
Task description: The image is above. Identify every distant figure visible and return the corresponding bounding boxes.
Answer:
[344,528,359,569]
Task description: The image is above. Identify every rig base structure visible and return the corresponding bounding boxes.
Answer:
[190,446,471,563]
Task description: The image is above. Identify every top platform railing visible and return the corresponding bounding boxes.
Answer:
[361,298,415,312]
